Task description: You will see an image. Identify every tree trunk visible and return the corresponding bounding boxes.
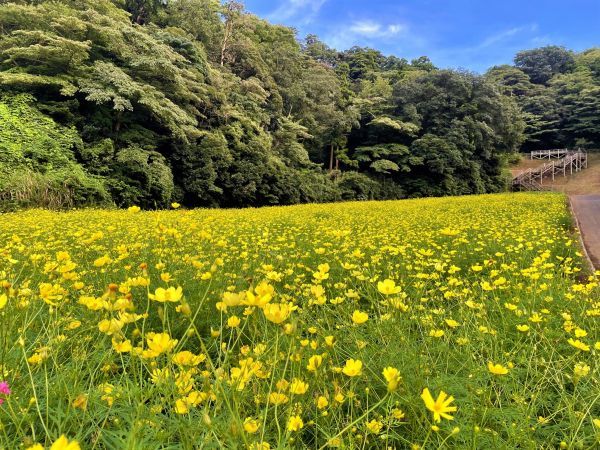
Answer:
[329,144,334,172]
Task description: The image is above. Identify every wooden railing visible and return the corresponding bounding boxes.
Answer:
[530,149,569,160]
[513,150,588,191]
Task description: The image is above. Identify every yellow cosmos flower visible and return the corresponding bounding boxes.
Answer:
[127,205,141,213]
[263,302,295,324]
[171,202,181,209]
[72,393,88,411]
[93,255,111,267]
[50,435,81,450]
[444,319,460,328]
[145,332,178,357]
[112,339,132,353]
[377,279,401,295]
[317,396,329,409]
[172,351,205,367]
[307,354,323,372]
[573,362,590,379]
[222,291,244,307]
[289,378,309,395]
[352,310,369,324]
[487,362,509,376]
[382,366,402,392]
[568,338,590,352]
[149,286,183,303]
[516,324,529,332]
[342,359,363,377]
[421,388,457,422]
[243,417,260,434]
[366,419,383,434]
[287,415,304,432]
[268,392,289,405]
[227,315,241,328]
[0,293,7,310]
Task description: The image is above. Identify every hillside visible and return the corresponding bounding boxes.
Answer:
[511,153,600,194]
[0,1,599,210]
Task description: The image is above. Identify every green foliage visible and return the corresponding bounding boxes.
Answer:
[0,94,109,208]
[109,146,175,208]
[5,0,579,210]
[487,46,600,150]
[514,46,575,85]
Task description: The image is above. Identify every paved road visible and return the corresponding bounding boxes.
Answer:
[570,195,600,270]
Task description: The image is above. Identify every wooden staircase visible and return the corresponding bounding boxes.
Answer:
[512,150,588,191]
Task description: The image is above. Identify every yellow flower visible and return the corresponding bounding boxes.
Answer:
[172,351,205,367]
[227,315,241,328]
[244,283,273,307]
[342,359,363,377]
[421,388,457,422]
[289,378,309,395]
[352,310,369,325]
[50,435,81,450]
[307,354,323,372]
[98,318,123,336]
[573,362,590,379]
[392,408,405,420]
[244,417,260,434]
[112,339,133,353]
[487,362,509,376]
[171,202,181,209]
[263,302,295,324]
[66,320,81,330]
[287,415,304,432]
[72,393,88,411]
[366,419,383,434]
[222,291,244,307]
[127,205,141,213]
[145,332,178,357]
[0,293,7,310]
[568,338,590,352]
[382,366,401,392]
[516,324,529,332]
[268,392,289,405]
[444,319,460,328]
[317,396,329,409]
[429,329,444,338]
[174,398,190,414]
[26,445,44,450]
[377,279,401,295]
[149,286,183,303]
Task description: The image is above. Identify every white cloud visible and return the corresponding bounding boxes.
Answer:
[477,24,539,49]
[349,20,406,37]
[326,20,408,50]
[267,0,327,24]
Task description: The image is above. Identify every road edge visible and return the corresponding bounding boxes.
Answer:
[568,196,597,274]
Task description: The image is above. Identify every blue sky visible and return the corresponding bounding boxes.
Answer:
[243,0,600,72]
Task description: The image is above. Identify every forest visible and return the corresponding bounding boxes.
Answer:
[0,0,598,209]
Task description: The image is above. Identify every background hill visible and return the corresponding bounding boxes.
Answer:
[0,0,598,209]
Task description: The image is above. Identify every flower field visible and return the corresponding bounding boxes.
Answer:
[0,193,598,449]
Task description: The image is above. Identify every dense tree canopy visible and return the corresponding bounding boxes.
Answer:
[0,0,591,209]
[486,46,600,151]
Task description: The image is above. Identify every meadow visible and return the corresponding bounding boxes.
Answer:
[0,193,598,449]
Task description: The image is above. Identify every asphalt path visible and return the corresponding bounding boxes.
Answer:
[570,195,600,270]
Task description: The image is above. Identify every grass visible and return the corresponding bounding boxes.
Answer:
[0,193,598,449]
